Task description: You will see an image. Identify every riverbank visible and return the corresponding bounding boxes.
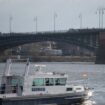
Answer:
[31,56,96,62]
[0,55,96,62]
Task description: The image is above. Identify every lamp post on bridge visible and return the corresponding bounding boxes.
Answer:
[54,13,57,32]
[96,7,105,28]
[9,16,13,33]
[79,13,82,29]
[34,16,37,33]
[101,8,105,28]
[9,15,13,56]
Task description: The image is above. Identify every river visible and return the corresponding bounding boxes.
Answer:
[0,62,105,105]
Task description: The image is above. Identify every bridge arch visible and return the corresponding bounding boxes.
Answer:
[0,32,97,52]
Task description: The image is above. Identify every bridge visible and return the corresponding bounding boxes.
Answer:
[0,28,105,63]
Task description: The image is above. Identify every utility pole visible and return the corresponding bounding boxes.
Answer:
[34,16,37,33]
[54,13,57,32]
[96,7,105,28]
[79,13,82,29]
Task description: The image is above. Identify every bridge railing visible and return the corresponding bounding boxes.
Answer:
[1,28,105,36]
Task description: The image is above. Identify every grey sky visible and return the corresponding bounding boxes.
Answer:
[0,0,105,33]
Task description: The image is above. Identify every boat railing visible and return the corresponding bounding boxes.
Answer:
[52,72,66,76]
[66,80,85,86]
[34,64,46,71]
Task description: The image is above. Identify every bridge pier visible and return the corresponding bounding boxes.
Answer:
[96,44,105,64]
[96,32,105,64]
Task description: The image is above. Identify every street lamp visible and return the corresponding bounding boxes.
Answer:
[9,16,13,33]
[34,16,37,33]
[54,13,57,32]
[96,7,105,28]
[96,8,101,28]
[79,13,82,29]
[101,8,105,28]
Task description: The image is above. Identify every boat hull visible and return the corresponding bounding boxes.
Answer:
[0,93,86,105]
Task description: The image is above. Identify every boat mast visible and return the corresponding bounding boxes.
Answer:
[3,59,12,76]
[24,58,30,77]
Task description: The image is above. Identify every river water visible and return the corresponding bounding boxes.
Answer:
[0,62,105,105]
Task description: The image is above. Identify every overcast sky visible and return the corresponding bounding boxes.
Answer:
[0,0,105,33]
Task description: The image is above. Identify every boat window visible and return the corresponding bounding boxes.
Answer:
[76,88,82,90]
[55,78,60,85]
[32,88,45,91]
[45,78,54,86]
[55,78,66,85]
[32,78,44,86]
[0,84,5,94]
[11,78,23,86]
[66,88,73,91]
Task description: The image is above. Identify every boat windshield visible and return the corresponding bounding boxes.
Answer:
[32,78,67,86]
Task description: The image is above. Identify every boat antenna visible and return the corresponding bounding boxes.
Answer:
[3,59,12,76]
[24,58,30,77]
